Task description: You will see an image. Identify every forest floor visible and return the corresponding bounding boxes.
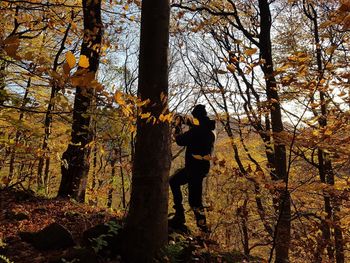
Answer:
[0,189,258,263]
[0,189,121,263]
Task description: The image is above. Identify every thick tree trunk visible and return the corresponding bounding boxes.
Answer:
[122,0,171,261]
[57,0,102,202]
[258,1,290,262]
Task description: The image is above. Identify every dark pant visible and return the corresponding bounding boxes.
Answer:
[169,167,205,210]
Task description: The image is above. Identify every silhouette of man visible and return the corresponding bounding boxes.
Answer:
[169,104,215,232]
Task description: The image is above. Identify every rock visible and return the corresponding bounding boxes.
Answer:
[82,219,122,257]
[12,190,36,202]
[49,247,99,263]
[5,211,29,221]
[19,222,74,250]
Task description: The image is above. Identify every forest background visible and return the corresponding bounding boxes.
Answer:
[0,0,350,262]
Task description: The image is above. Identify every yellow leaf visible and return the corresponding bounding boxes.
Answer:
[244,48,257,56]
[324,129,332,136]
[122,106,133,117]
[159,114,165,122]
[202,155,211,161]
[192,118,199,126]
[66,51,76,69]
[192,154,203,160]
[307,116,319,125]
[140,112,151,119]
[124,4,129,11]
[79,55,90,68]
[163,113,173,123]
[130,125,136,133]
[100,147,105,155]
[146,116,157,124]
[137,99,150,107]
[114,91,125,105]
[227,64,236,73]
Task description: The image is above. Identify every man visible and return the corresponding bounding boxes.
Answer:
[169,104,215,232]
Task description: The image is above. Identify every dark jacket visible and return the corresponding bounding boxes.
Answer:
[175,116,215,174]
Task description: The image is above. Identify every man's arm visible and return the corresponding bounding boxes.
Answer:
[175,129,192,146]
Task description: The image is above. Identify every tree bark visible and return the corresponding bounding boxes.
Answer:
[0,61,6,106]
[122,0,171,261]
[118,145,126,209]
[258,1,290,262]
[38,21,71,191]
[303,2,344,261]
[8,77,31,185]
[57,0,102,202]
[107,158,115,208]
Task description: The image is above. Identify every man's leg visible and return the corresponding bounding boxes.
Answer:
[169,168,188,226]
[188,172,208,232]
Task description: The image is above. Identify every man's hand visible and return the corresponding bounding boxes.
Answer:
[173,115,183,135]
[174,125,182,135]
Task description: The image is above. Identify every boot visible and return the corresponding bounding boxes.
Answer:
[194,207,209,233]
[168,206,185,229]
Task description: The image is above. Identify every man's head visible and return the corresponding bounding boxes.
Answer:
[191,104,207,119]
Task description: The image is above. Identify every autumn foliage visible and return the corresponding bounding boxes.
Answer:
[0,0,350,262]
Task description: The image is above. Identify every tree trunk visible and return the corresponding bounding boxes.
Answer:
[38,22,72,191]
[122,0,171,261]
[0,61,6,105]
[238,197,250,257]
[258,1,290,262]
[89,121,98,206]
[118,145,126,209]
[37,84,57,189]
[8,77,31,185]
[304,3,345,261]
[107,158,116,208]
[57,0,102,202]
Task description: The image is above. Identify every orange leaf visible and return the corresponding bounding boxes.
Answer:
[66,51,76,69]
[244,48,257,56]
[79,55,90,68]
